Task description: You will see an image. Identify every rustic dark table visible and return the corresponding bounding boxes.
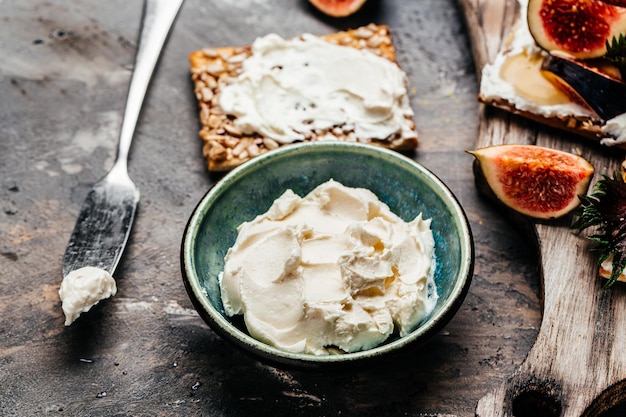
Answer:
[0,0,546,415]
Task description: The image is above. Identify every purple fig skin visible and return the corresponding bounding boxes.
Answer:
[542,53,626,120]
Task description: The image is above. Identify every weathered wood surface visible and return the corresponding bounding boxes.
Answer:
[459,0,626,415]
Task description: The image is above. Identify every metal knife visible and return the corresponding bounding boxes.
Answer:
[62,0,184,277]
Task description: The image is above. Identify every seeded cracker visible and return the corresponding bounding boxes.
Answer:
[189,24,418,172]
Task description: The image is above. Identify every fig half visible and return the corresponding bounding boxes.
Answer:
[468,144,594,219]
[542,53,626,119]
[528,0,626,59]
[308,0,367,17]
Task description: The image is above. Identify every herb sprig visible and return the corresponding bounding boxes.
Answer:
[572,172,626,288]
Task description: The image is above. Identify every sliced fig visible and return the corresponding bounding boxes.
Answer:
[542,53,626,119]
[528,0,626,59]
[308,0,367,17]
[468,144,594,220]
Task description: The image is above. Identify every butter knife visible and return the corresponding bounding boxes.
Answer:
[62,0,184,277]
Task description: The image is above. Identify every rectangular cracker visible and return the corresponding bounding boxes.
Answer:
[189,24,418,172]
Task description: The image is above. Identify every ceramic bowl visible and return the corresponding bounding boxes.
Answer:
[181,141,474,370]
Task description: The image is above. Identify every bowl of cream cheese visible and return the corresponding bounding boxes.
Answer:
[181,141,474,370]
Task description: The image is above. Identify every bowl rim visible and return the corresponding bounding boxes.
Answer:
[181,141,474,369]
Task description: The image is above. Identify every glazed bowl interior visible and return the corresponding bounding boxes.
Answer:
[182,141,474,370]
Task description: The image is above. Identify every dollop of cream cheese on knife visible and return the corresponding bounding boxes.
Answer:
[219,180,437,355]
[59,266,117,326]
[219,33,416,144]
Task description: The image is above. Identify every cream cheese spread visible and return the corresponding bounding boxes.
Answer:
[479,0,626,144]
[59,266,117,326]
[601,113,626,146]
[218,33,416,144]
[218,180,437,355]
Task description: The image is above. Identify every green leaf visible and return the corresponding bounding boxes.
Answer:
[605,34,626,73]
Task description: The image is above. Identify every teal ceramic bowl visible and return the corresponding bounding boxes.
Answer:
[181,141,474,370]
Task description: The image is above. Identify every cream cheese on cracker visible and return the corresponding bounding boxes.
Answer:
[219,33,416,145]
[479,0,626,144]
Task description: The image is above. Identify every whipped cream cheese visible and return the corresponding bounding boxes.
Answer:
[601,113,626,146]
[218,33,416,144]
[480,0,626,144]
[219,180,437,355]
[59,266,117,326]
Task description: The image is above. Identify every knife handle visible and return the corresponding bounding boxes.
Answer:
[116,0,184,170]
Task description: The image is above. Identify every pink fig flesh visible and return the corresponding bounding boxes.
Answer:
[528,0,626,59]
[308,0,367,17]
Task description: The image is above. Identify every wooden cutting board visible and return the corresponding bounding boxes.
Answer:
[458,0,626,416]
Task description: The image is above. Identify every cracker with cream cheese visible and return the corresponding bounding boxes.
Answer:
[189,24,418,172]
[478,0,626,147]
